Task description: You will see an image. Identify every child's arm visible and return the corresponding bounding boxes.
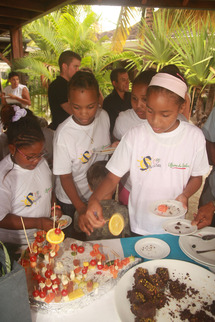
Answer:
[0,214,54,231]
[176,176,202,208]
[191,202,215,228]
[79,172,121,235]
[60,173,87,215]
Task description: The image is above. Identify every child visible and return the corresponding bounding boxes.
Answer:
[80,71,209,236]
[0,104,61,244]
[74,160,131,240]
[53,71,111,230]
[113,69,156,205]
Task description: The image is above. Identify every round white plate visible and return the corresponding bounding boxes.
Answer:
[148,199,187,218]
[179,226,215,267]
[134,238,170,259]
[114,259,215,322]
[53,215,72,230]
[162,218,197,236]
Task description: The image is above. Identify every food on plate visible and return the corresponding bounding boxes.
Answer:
[169,279,186,300]
[108,213,125,236]
[157,204,168,212]
[20,231,140,308]
[127,266,215,321]
[46,228,65,244]
[57,218,68,228]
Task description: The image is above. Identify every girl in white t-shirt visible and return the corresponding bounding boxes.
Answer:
[53,71,110,234]
[113,69,156,206]
[0,105,61,244]
[80,71,209,236]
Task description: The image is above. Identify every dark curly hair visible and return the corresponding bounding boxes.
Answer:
[1,104,44,148]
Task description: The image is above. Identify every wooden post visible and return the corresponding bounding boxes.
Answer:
[10,27,24,59]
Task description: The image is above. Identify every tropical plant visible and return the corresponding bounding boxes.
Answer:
[13,5,139,117]
[169,13,215,123]
[137,9,184,71]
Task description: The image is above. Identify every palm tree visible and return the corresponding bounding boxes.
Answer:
[169,13,215,124]
[13,5,138,117]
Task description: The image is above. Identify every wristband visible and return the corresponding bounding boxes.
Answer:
[51,205,61,211]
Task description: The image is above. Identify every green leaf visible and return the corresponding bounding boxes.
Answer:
[0,241,11,274]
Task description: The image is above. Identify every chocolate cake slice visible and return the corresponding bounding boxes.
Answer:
[169,279,186,300]
[131,301,156,319]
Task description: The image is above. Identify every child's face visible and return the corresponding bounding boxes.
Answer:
[131,83,148,119]
[146,91,183,133]
[9,141,45,170]
[69,88,99,126]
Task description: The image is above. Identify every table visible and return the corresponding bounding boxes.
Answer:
[30,234,213,322]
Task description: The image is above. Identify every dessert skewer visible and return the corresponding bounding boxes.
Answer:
[20,216,32,253]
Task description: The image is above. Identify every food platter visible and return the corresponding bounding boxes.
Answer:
[52,215,72,230]
[115,259,215,322]
[162,218,197,236]
[179,226,215,267]
[148,200,187,218]
[134,238,170,259]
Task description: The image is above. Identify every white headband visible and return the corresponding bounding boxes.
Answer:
[12,105,27,122]
[148,73,187,99]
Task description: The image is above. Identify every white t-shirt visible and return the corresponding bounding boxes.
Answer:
[113,109,145,140]
[106,120,209,235]
[113,109,145,191]
[4,84,29,108]
[0,155,52,244]
[53,109,111,204]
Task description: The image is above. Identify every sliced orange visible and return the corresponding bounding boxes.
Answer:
[46,228,65,244]
[108,213,124,236]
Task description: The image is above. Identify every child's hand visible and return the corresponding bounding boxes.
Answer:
[191,202,214,229]
[79,200,105,236]
[37,217,55,231]
[51,205,62,219]
[175,193,188,209]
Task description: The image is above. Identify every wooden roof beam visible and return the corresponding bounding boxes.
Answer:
[0,7,35,20]
[0,18,26,26]
[0,1,45,13]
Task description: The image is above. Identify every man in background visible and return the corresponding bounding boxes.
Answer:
[103,68,132,136]
[48,50,81,130]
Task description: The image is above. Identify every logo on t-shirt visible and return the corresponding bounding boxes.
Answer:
[137,156,161,171]
[168,162,189,170]
[21,191,41,207]
[79,150,92,164]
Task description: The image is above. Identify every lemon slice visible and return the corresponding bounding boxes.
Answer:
[108,213,125,236]
[46,228,65,244]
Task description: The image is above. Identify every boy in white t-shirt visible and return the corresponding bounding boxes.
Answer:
[79,70,209,236]
[53,71,111,235]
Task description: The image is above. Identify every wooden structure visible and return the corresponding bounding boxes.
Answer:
[0,0,215,60]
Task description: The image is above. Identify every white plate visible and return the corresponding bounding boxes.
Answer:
[134,238,170,259]
[52,215,72,230]
[179,226,215,267]
[162,218,197,236]
[148,199,187,218]
[115,259,215,322]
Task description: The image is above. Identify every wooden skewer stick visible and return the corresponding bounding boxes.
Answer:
[20,216,32,253]
[53,202,56,229]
